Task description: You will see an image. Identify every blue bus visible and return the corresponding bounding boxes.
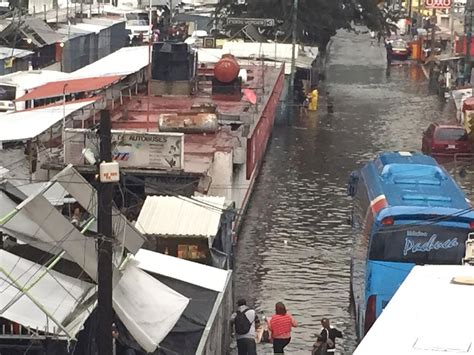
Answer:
[348,151,474,339]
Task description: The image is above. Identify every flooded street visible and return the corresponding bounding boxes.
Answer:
[234,29,453,354]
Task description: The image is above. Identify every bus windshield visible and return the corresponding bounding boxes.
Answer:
[369,224,468,264]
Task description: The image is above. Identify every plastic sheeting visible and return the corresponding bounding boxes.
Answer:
[113,262,189,353]
[135,249,229,292]
[0,250,95,337]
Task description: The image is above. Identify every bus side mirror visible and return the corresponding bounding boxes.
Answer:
[347,171,359,197]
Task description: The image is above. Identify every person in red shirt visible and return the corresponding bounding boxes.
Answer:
[267,302,297,354]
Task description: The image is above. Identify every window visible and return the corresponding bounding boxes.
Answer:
[177,243,207,260]
[369,225,467,264]
[434,128,468,141]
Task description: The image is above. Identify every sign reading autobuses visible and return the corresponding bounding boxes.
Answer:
[425,0,452,9]
[64,129,184,170]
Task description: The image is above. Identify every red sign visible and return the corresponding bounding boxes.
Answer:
[424,0,452,9]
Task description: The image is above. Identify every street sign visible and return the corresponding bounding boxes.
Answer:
[227,17,276,27]
[424,0,452,9]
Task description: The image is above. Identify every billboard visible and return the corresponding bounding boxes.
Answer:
[425,0,452,9]
[64,129,184,171]
[227,17,276,27]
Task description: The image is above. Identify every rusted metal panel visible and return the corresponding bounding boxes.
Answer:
[246,66,285,179]
[159,113,218,134]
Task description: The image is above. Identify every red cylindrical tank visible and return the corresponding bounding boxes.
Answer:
[214,54,240,83]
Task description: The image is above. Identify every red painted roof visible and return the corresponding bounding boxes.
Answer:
[16,75,122,101]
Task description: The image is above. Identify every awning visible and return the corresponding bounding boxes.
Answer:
[16,75,122,102]
[70,46,149,78]
[135,249,230,292]
[0,249,96,338]
[135,195,226,237]
[0,166,188,352]
[0,99,97,142]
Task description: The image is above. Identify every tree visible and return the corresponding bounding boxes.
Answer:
[217,0,397,52]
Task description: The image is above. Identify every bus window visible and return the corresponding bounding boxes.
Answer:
[369,225,467,264]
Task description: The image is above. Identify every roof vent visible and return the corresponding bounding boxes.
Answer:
[401,195,451,203]
[381,164,446,183]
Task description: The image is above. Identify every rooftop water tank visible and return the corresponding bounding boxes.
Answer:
[214,54,240,83]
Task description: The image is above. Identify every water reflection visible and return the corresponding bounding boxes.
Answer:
[234,30,450,354]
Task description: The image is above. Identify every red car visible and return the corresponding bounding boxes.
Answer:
[422,123,472,156]
[390,39,411,61]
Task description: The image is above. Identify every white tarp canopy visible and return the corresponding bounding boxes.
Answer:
[135,195,226,237]
[0,99,97,142]
[0,166,188,352]
[1,166,145,279]
[0,250,189,351]
[0,249,96,337]
[70,46,149,79]
[113,261,189,352]
[135,249,230,292]
[12,180,75,206]
[354,265,474,355]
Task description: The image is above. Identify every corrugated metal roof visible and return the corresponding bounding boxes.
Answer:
[15,75,121,101]
[22,18,61,46]
[0,99,97,142]
[0,46,33,60]
[136,195,226,237]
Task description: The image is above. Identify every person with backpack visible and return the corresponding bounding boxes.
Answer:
[231,298,259,355]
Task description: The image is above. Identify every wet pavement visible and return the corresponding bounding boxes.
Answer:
[234,29,454,354]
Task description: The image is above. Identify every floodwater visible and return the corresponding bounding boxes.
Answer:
[234,29,453,354]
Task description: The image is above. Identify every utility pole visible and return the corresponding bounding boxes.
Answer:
[466,0,474,83]
[289,0,298,119]
[450,1,455,55]
[407,0,413,35]
[430,9,437,58]
[97,109,114,355]
[169,0,173,22]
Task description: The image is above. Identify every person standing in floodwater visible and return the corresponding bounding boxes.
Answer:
[317,318,343,354]
[267,302,298,354]
[385,41,393,66]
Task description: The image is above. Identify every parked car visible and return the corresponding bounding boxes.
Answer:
[422,123,472,156]
[390,39,411,60]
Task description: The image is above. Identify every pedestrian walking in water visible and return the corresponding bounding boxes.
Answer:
[370,31,375,46]
[267,302,297,354]
[313,318,343,354]
[231,299,259,355]
[385,41,393,66]
[326,91,334,114]
[377,31,382,44]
